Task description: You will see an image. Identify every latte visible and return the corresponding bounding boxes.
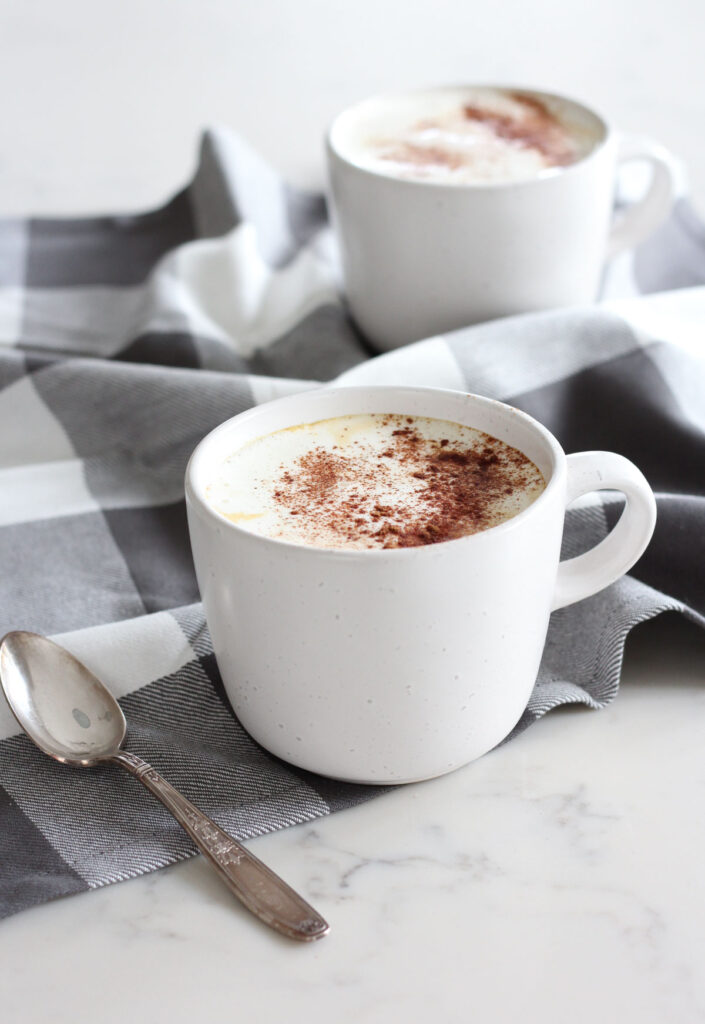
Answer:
[205,413,546,550]
[335,87,600,185]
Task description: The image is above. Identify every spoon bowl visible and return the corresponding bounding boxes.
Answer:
[0,631,126,766]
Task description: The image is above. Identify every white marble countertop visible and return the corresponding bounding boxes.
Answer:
[1,616,703,1023]
[1,2,704,1020]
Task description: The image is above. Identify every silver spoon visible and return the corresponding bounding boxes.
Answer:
[0,630,329,942]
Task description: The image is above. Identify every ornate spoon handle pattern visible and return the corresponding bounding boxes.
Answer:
[113,750,329,942]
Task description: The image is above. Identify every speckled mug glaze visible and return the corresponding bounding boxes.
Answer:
[185,386,656,784]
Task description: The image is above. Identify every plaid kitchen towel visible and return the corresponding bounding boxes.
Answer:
[0,128,704,920]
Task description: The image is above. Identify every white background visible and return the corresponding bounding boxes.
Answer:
[0,0,702,212]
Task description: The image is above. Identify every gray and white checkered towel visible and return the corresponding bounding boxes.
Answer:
[1,128,704,920]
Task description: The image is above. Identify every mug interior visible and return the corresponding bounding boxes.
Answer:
[328,84,608,186]
[187,386,564,550]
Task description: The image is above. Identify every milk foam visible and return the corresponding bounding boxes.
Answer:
[334,87,601,185]
[206,413,546,551]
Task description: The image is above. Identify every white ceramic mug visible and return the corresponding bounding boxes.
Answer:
[185,386,656,785]
[326,86,678,350]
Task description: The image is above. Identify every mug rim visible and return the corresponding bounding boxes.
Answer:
[326,83,612,192]
[185,385,566,559]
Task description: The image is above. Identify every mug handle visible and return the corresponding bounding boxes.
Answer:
[606,135,679,260]
[551,451,657,611]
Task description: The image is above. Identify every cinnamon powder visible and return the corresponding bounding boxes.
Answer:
[266,415,543,549]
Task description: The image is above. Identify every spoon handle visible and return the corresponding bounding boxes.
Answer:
[112,749,329,942]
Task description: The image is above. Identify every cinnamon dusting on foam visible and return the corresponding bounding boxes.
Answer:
[460,93,578,165]
[363,89,590,184]
[206,414,546,551]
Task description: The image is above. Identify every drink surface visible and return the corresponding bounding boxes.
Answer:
[339,87,600,185]
[206,413,546,550]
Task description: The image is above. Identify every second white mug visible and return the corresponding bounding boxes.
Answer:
[326,85,677,350]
